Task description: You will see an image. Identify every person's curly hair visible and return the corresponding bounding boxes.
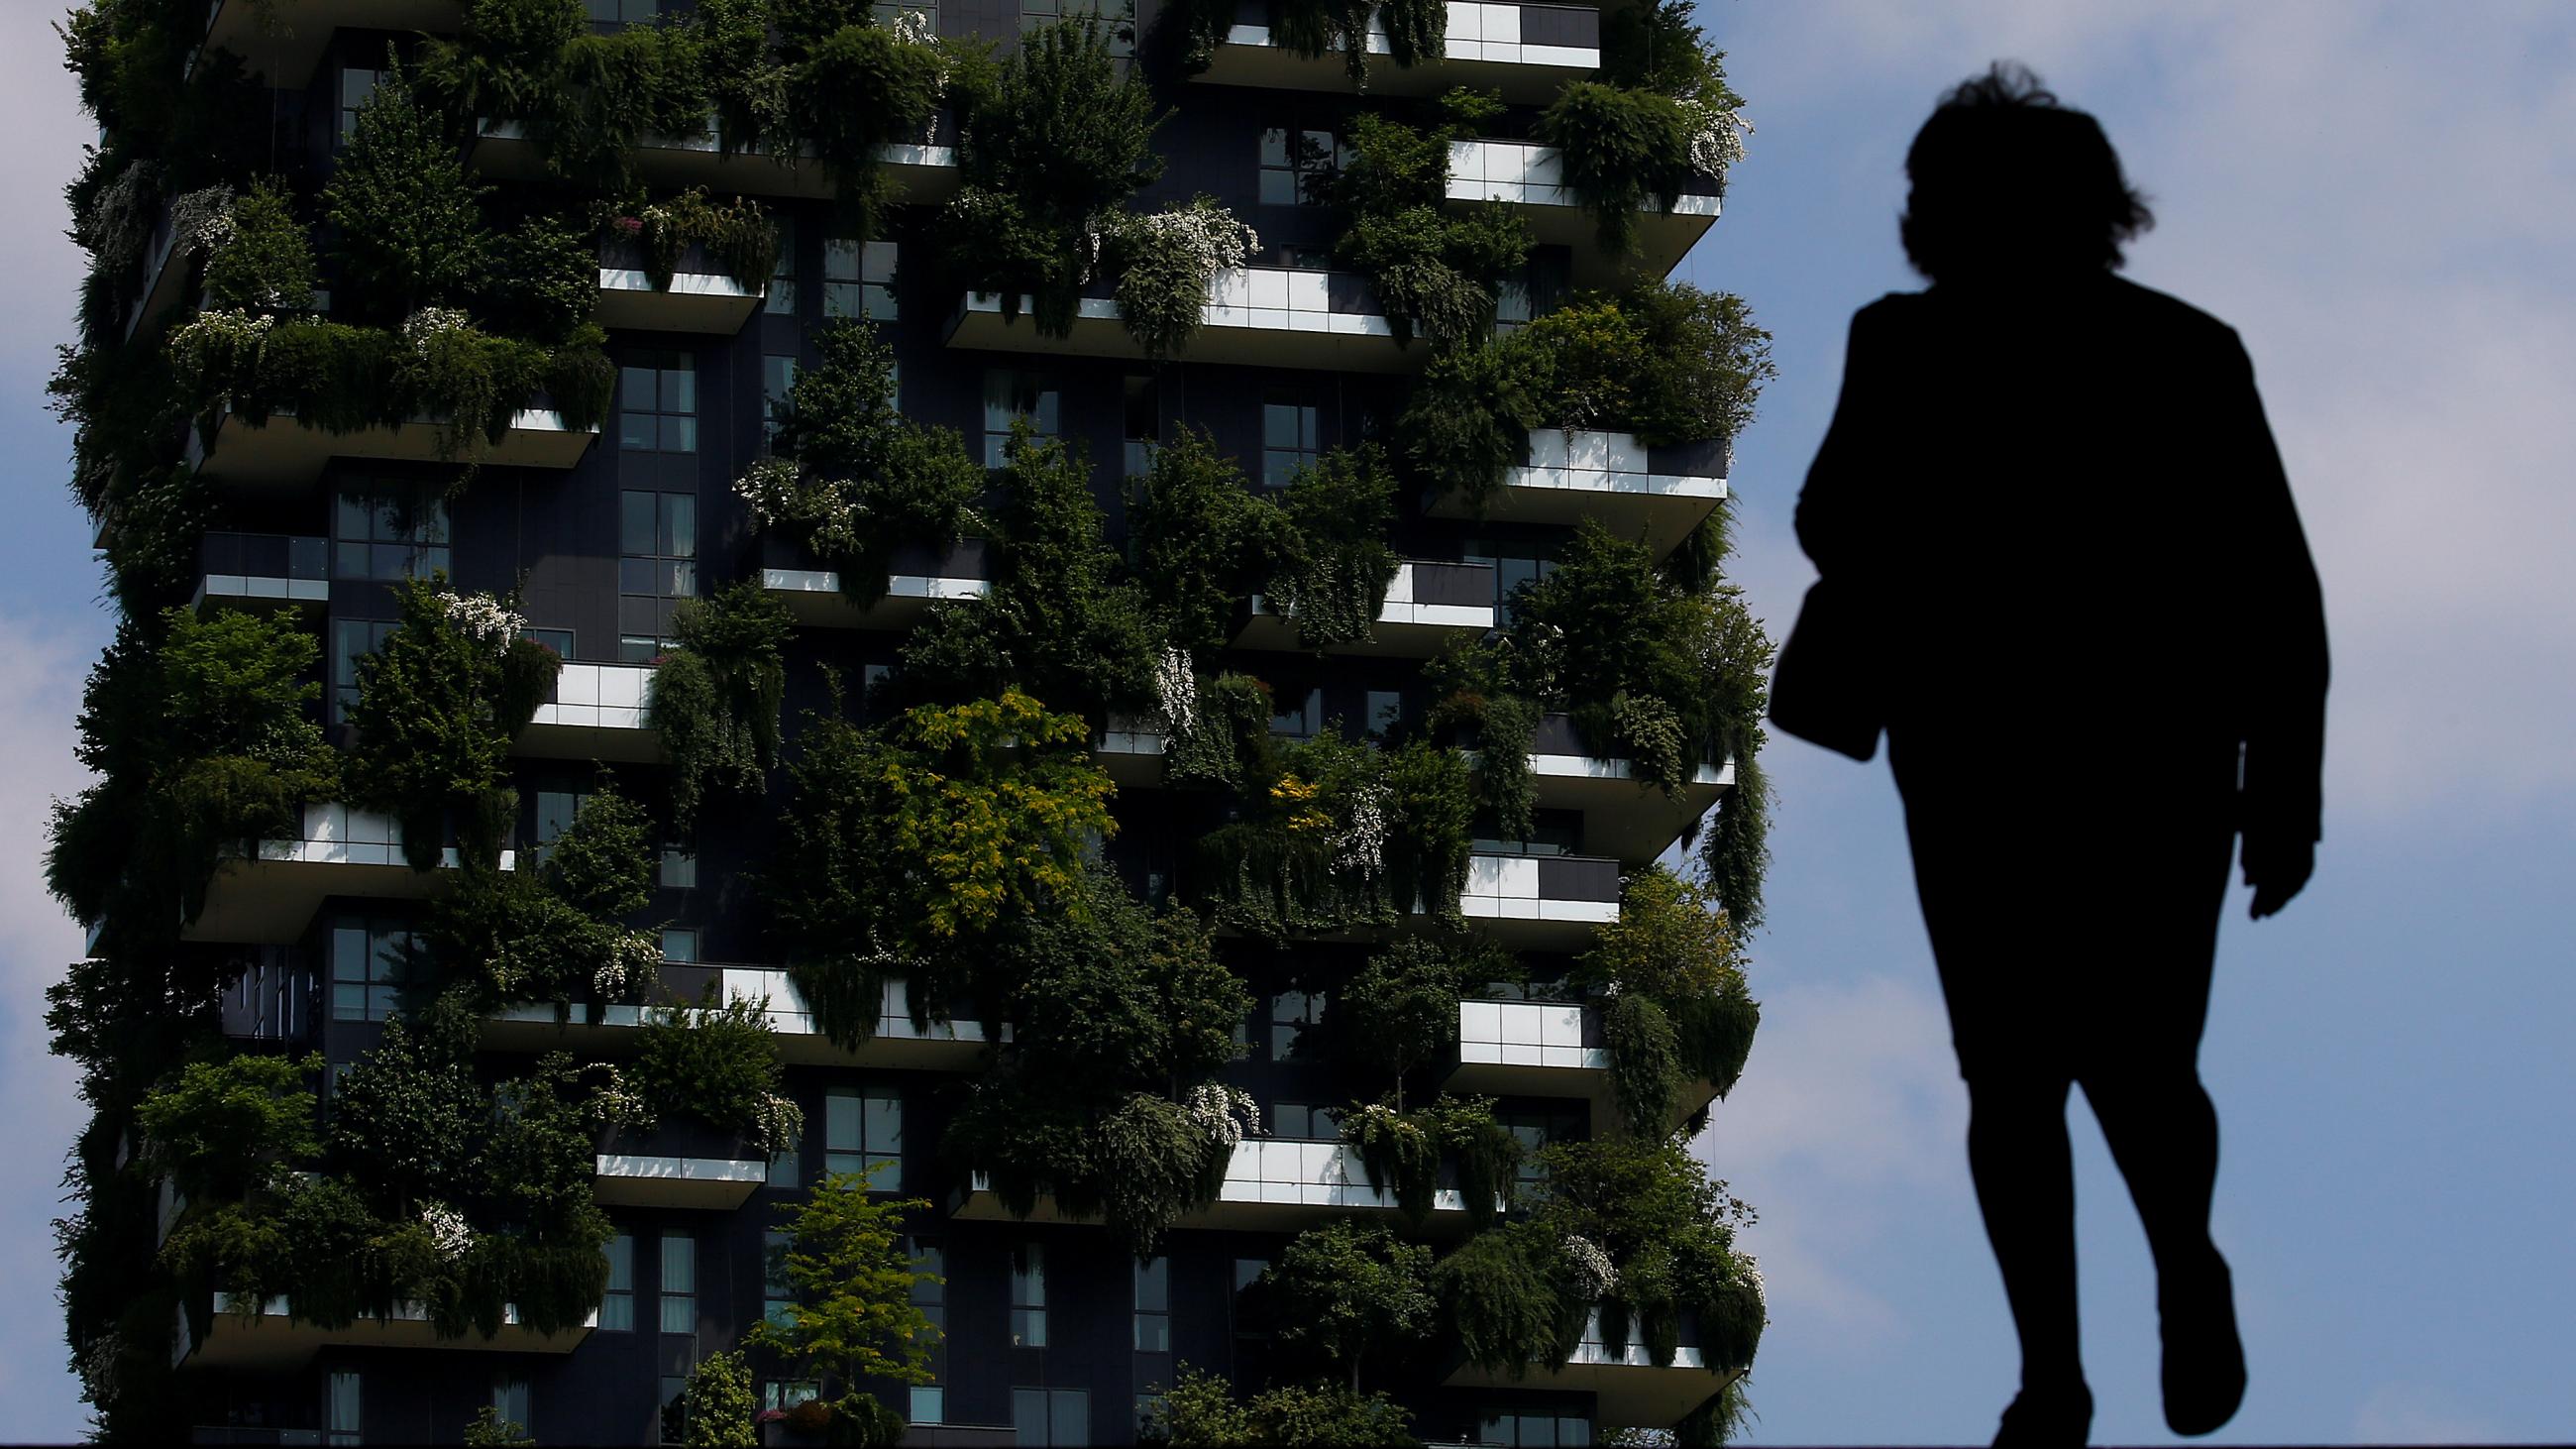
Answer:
[1900,63,2154,282]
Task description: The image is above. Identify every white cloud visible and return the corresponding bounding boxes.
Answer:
[0,611,104,1438]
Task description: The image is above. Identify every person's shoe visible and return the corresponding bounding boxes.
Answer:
[1992,1381,2092,1447]
[2161,1251,2247,1435]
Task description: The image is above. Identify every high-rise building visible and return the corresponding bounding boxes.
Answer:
[52,0,1776,1443]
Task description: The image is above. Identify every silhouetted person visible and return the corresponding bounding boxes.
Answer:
[1773,64,2329,1446]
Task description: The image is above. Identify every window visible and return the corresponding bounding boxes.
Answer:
[825,1087,903,1186]
[533,789,589,864]
[660,1376,688,1446]
[1134,1394,1167,1438]
[1365,690,1403,742]
[1468,542,1558,618]
[332,617,396,722]
[911,1241,946,1335]
[619,489,698,660]
[1483,1412,1593,1447]
[619,350,698,453]
[1258,127,1337,206]
[659,1233,697,1334]
[912,1386,947,1425]
[1132,1256,1170,1355]
[1473,812,1580,857]
[824,239,898,320]
[1269,990,1325,1062]
[983,370,1060,467]
[587,0,658,26]
[1012,1388,1088,1448]
[333,482,450,580]
[491,1376,530,1436]
[1261,390,1320,487]
[337,67,379,143]
[330,916,420,1023]
[1122,375,1157,477]
[1500,1108,1582,1195]
[524,626,574,658]
[765,1381,821,1414]
[1023,0,1127,55]
[1268,685,1320,738]
[1267,1101,1337,1139]
[767,1143,799,1189]
[661,848,698,888]
[768,215,799,315]
[601,1234,635,1330]
[1010,1244,1047,1348]
[660,927,699,963]
[763,355,798,445]
[763,1230,795,1327]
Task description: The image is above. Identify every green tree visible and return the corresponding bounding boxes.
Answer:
[1143,1366,1414,1447]
[1330,939,1472,1109]
[202,177,317,312]
[1122,429,1293,659]
[322,59,488,323]
[675,1349,759,1449]
[464,1404,537,1447]
[1260,1221,1436,1390]
[653,581,794,832]
[746,1170,941,1408]
[135,1051,324,1202]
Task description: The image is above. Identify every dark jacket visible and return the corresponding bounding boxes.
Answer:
[1788,275,2328,842]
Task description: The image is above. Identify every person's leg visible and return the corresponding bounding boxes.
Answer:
[1967,1070,2092,1442]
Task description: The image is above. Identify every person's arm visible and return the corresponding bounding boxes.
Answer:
[2223,334,2329,917]
[1793,305,1891,577]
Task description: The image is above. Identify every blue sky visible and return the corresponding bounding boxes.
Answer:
[0,3,2569,1442]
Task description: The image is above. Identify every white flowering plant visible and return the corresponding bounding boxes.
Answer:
[437,589,527,651]
[1110,196,1258,360]
[421,1201,474,1261]
[1182,1082,1259,1151]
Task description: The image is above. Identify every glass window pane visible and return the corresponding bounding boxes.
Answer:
[826,1089,860,1150]
[1133,1315,1169,1354]
[660,365,696,413]
[912,1387,944,1425]
[621,492,656,554]
[1134,1257,1167,1311]
[663,495,696,557]
[619,558,657,595]
[1014,1390,1047,1447]
[661,1235,695,1292]
[863,1093,901,1154]
[824,238,861,281]
[662,415,697,453]
[1051,1390,1088,1447]
[659,1293,694,1335]
[1258,127,1287,167]
[606,1235,633,1290]
[621,365,655,405]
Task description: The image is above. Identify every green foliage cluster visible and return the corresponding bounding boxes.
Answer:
[1423,637,1543,841]
[425,0,960,203]
[1576,868,1763,1134]
[1539,3,1746,252]
[465,1406,539,1448]
[673,1349,759,1448]
[157,1005,615,1348]
[628,994,805,1158]
[1123,430,1294,659]
[47,608,337,942]
[1332,95,1528,350]
[201,178,317,314]
[430,776,659,1010]
[1106,196,1260,360]
[1191,724,1474,941]
[1260,1220,1436,1388]
[135,1051,325,1205]
[946,869,1251,1256]
[760,689,1116,1045]
[1269,0,1448,83]
[940,19,1163,333]
[1143,1366,1414,1447]
[1263,444,1404,650]
[1160,672,1276,792]
[652,581,794,831]
[893,429,1157,724]
[1338,1094,1522,1229]
[629,187,782,292]
[342,577,562,872]
[737,322,984,609]
[744,1171,941,1416]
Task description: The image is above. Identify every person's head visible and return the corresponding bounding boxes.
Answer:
[1900,63,2153,284]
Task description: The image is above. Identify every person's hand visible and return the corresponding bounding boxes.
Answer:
[2243,835,2314,920]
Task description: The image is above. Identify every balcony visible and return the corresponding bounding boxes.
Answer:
[1448,139,1722,284]
[593,1123,767,1210]
[1197,1,1601,103]
[596,242,764,335]
[1521,713,1732,862]
[124,200,196,342]
[944,268,1420,374]
[177,1293,593,1372]
[472,121,961,206]
[1445,1310,1739,1429]
[1234,559,1498,656]
[954,1137,1494,1233]
[487,967,990,1072]
[759,536,992,629]
[1445,851,1622,949]
[1427,428,1730,557]
[192,531,327,613]
[1094,719,1169,787]
[201,0,462,86]
[1448,996,1717,1132]
[184,803,516,947]
[516,662,662,764]
[186,404,598,490]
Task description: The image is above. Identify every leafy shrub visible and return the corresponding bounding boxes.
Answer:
[135,1052,324,1203]
[760,689,1116,1046]
[1519,281,1776,447]
[322,61,490,324]
[1331,106,1527,349]
[1111,196,1259,359]
[344,578,560,871]
[1261,1220,1436,1384]
[630,994,804,1156]
[1400,337,1539,507]
[1423,639,1541,840]
[1161,671,1275,792]
[1536,80,1696,254]
[674,1350,758,1449]
[201,178,316,313]
[653,581,792,831]
[465,1405,537,1448]
[1266,445,1401,651]
[1328,938,1471,1101]
[1435,1223,1584,1376]
[745,1170,941,1391]
[633,188,780,292]
[737,321,983,608]
[1123,430,1294,659]
[1143,1367,1414,1447]
[1529,1138,1764,1371]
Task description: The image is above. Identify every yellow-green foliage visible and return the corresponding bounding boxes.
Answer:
[746,1170,941,1388]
